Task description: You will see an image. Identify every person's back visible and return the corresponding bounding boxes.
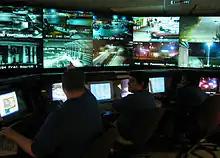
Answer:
[177,85,207,107]
[36,89,102,158]
[112,71,156,140]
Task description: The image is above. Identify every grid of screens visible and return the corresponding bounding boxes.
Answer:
[1,6,220,69]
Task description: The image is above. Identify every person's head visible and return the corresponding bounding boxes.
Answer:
[128,71,148,93]
[62,68,85,98]
[181,74,200,86]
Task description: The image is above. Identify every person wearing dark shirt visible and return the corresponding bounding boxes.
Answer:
[112,71,156,140]
[177,74,207,107]
[175,74,207,136]
[1,68,103,158]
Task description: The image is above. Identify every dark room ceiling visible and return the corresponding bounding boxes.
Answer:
[1,0,220,15]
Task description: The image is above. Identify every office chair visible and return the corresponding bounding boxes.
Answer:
[177,96,220,158]
[82,126,119,158]
[114,108,166,158]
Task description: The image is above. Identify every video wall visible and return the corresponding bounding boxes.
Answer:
[0,6,220,69]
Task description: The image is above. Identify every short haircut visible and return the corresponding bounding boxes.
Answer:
[62,68,85,92]
[129,71,149,88]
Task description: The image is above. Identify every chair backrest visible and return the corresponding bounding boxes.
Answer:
[82,127,119,158]
[196,95,220,134]
[130,108,166,146]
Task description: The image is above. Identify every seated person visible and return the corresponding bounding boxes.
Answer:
[1,68,103,158]
[112,71,157,141]
[177,74,207,108]
[175,74,208,136]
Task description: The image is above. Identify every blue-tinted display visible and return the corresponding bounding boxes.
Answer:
[93,14,133,40]
[0,6,42,38]
[43,9,93,39]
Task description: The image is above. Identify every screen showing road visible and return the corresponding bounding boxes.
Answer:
[93,40,133,66]
[133,17,180,42]
[133,42,179,66]
[180,17,220,43]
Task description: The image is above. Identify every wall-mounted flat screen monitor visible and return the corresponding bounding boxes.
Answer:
[180,16,220,43]
[0,39,43,69]
[133,17,180,42]
[0,6,42,39]
[93,40,133,66]
[93,14,133,41]
[133,42,178,66]
[43,9,93,40]
[149,77,165,93]
[0,91,19,117]
[89,81,113,101]
[43,39,93,68]
[199,78,218,94]
[183,42,220,68]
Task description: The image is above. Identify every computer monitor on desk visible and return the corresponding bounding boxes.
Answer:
[0,91,19,118]
[89,82,113,102]
[199,78,218,94]
[52,83,67,102]
[149,77,165,94]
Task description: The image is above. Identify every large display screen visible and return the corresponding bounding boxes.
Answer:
[133,17,180,42]
[133,42,179,66]
[185,42,220,68]
[0,39,43,69]
[93,40,133,66]
[43,39,93,68]
[199,77,218,93]
[180,17,220,43]
[93,14,133,40]
[43,9,93,40]
[0,6,42,39]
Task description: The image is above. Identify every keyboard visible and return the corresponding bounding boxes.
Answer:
[0,136,17,156]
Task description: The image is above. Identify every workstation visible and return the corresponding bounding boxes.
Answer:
[0,0,220,157]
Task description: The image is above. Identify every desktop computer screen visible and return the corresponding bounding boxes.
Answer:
[121,79,133,97]
[0,91,19,117]
[199,78,218,94]
[52,83,67,102]
[149,77,165,93]
[89,82,112,101]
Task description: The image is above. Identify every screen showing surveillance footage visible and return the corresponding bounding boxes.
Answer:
[133,17,180,42]
[180,16,220,43]
[93,40,133,66]
[133,42,179,66]
[43,39,93,68]
[0,39,42,69]
[186,42,220,68]
[0,6,42,39]
[199,78,218,93]
[43,9,93,40]
[93,14,133,40]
